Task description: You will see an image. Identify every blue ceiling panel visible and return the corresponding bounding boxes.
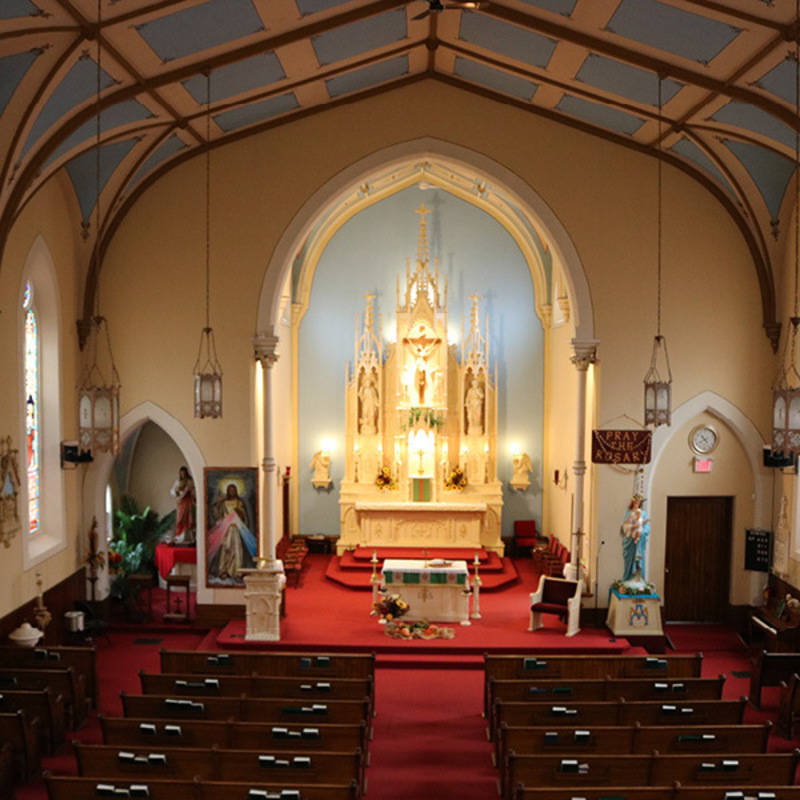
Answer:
[0,49,40,115]
[556,93,644,136]
[129,134,187,189]
[326,54,408,98]
[213,92,298,131]
[312,9,406,66]
[459,11,556,70]
[65,138,137,221]
[182,52,285,103]
[47,99,153,165]
[711,101,795,151]
[670,136,736,199]
[722,138,795,219]
[514,0,576,15]
[606,0,739,64]
[23,57,115,155]
[297,0,352,14]
[0,0,41,18]
[756,58,796,106]
[136,0,264,62]
[575,54,682,107]
[453,56,537,102]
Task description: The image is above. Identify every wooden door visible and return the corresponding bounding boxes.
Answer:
[664,496,733,622]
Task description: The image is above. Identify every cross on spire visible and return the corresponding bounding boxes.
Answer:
[415,203,430,266]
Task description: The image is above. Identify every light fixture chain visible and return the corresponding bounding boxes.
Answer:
[205,70,211,332]
[795,0,799,318]
[657,74,663,339]
[95,0,101,317]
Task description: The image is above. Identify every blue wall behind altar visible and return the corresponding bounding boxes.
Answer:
[297,185,544,541]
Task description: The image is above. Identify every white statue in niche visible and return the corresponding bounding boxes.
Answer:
[465,377,484,436]
[359,371,379,435]
[310,450,331,489]
[511,452,532,491]
[415,359,427,406]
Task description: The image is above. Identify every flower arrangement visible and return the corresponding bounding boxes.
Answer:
[373,590,409,622]
[610,577,656,596]
[403,407,444,431]
[445,466,467,490]
[375,466,396,491]
[385,619,455,640]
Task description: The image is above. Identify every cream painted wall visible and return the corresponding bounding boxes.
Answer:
[646,411,756,607]
[127,421,186,522]
[1,78,777,611]
[0,173,84,617]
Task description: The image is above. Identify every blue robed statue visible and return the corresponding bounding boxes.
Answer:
[620,494,650,582]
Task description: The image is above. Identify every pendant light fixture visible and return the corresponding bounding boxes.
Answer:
[78,0,120,456]
[193,70,223,418]
[772,1,800,458]
[643,75,672,428]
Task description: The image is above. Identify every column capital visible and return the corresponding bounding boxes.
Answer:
[570,338,599,371]
[253,328,279,367]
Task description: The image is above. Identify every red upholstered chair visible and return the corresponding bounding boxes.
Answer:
[513,520,541,556]
[528,575,581,637]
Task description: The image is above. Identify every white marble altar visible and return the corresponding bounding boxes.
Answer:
[381,558,471,625]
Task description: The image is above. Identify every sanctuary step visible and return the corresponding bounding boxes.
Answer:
[325,550,519,591]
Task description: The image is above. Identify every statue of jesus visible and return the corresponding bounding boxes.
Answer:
[415,360,427,406]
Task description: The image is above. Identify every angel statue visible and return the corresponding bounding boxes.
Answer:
[310,450,331,488]
[511,452,532,491]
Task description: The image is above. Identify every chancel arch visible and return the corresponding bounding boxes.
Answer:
[83,401,207,602]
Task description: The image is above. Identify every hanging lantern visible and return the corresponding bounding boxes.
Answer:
[78,316,120,455]
[192,70,223,419]
[644,335,672,427]
[773,317,800,456]
[193,326,223,418]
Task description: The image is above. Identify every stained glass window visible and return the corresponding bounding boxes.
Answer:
[24,293,40,535]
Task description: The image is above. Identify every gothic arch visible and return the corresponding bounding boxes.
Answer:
[254,138,594,342]
[83,401,209,601]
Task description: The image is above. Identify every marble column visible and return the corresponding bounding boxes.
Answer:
[563,339,598,583]
[242,328,285,641]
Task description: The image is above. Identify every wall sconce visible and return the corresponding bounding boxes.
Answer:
[554,468,568,490]
[510,450,532,492]
[311,439,333,489]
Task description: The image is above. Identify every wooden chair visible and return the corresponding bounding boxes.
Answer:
[529,575,581,637]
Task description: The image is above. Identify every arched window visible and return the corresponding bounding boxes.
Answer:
[22,282,40,535]
[19,237,66,567]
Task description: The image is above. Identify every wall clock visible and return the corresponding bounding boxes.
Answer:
[689,424,718,455]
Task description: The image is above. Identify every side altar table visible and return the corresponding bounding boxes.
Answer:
[381,558,472,625]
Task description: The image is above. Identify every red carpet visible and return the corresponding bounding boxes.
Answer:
[217,553,628,655]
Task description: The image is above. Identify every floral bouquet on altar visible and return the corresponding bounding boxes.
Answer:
[373,590,409,622]
[375,467,396,491]
[445,466,467,490]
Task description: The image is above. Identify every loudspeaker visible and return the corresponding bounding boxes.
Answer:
[763,446,795,468]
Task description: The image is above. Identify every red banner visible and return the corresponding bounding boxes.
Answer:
[591,430,651,464]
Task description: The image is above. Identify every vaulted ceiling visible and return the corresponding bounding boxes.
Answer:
[1,0,798,345]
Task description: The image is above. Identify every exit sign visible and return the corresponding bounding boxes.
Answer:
[693,458,713,473]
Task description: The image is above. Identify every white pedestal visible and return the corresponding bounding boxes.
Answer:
[241,562,286,642]
[606,589,663,637]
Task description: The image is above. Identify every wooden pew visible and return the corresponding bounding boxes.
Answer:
[484,653,703,713]
[73,742,362,790]
[0,709,41,783]
[778,672,800,738]
[0,665,87,729]
[750,650,800,709]
[99,716,369,763]
[0,743,13,800]
[139,671,373,703]
[505,752,799,800]
[0,687,66,755]
[160,650,375,681]
[515,789,800,800]
[488,676,725,737]
[121,692,371,726]
[0,645,97,709]
[44,774,360,800]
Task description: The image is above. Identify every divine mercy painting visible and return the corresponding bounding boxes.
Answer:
[204,467,258,587]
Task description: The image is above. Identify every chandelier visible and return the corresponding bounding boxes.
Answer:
[643,75,672,428]
[772,4,800,458]
[78,0,120,455]
[193,70,223,418]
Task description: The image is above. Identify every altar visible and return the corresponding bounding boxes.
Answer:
[381,558,471,625]
[336,205,504,556]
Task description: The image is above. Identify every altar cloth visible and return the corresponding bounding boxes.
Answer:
[155,543,197,580]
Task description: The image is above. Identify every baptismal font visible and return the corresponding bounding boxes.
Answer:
[337,205,504,555]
